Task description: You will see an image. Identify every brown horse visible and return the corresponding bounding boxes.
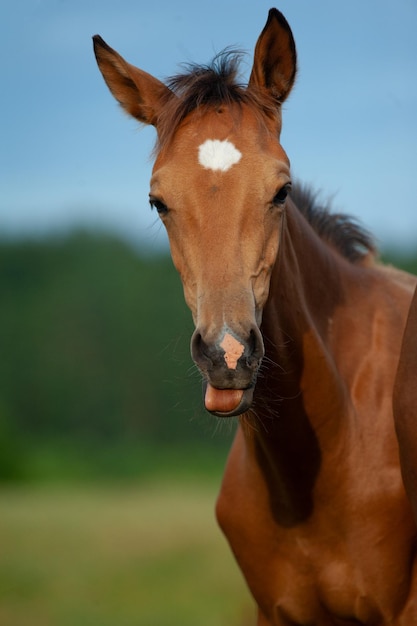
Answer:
[394,285,417,525]
[93,8,417,624]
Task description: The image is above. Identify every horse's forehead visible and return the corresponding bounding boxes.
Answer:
[153,108,286,182]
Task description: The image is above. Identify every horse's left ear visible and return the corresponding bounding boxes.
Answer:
[248,8,297,104]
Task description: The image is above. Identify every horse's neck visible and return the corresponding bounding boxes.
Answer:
[248,205,354,524]
[260,203,350,423]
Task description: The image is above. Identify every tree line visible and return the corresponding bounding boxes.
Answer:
[0,232,221,475]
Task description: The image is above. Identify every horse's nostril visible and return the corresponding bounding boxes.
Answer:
[247,325,265,366]
[191,330,213,367]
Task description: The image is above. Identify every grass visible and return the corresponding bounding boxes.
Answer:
[0,479,253,626]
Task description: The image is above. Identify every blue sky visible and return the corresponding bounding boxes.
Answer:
[1,0,416,251]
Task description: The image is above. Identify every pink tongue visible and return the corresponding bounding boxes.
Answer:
[205,383,244,413]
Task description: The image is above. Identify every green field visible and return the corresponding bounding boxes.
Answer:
[0,480,253,626]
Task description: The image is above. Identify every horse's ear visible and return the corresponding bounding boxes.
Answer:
[248,8,297,104]
[93,35,172,126]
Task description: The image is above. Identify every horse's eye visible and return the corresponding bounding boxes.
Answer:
[273,183,291,206]
[149,197,168,216]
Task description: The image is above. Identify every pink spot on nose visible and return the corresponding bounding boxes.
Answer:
[220,332,245,370]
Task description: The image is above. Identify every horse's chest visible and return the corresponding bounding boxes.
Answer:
[218,494,416,625]
[236,534,381,625]
[217,430,417,624]
[227,514,417,626]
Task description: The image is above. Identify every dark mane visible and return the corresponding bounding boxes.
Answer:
[290,183,376,263]
[155,49,277,151]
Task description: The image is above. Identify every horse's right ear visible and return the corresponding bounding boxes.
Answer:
[93,35,173,127]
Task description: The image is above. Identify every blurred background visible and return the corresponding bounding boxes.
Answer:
[0,1,416,625]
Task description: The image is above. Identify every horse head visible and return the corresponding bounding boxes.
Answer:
[93,9,297,416]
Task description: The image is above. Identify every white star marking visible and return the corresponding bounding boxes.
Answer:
[198,139,242,172]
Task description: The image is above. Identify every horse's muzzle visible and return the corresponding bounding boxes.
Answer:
[190,324,264,417]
